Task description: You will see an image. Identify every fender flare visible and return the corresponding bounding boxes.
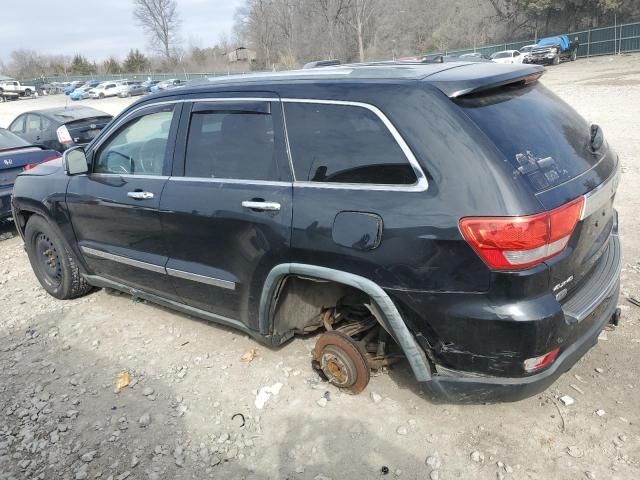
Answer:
[259,263,432,382]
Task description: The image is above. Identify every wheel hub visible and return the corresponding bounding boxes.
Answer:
[320,346,357,388]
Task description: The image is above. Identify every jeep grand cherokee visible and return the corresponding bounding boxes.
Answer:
[11,62,621,402]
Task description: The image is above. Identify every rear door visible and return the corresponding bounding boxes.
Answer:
[66,103,182,299]
[160,95,292,329]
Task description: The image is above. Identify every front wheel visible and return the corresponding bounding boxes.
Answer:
[571,50,577,61]
[552,55,560,65]
[23,89,32,97]
[24,216,92,299]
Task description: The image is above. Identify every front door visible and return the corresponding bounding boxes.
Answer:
[160,96,293,329]
[66,103,182,299]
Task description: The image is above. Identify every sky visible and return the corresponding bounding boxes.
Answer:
[0,0,244,62]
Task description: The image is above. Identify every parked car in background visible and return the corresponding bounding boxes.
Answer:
[142,80,161,92]
[458,52,493,62]
[0,80,37,98]
[524,35,579,65]
[150,78,184,92]
[490,50,523,64]
[89,81,122,99]
[118,82,146,98]
[8,106,113,152]
[11,62,621,402]
[69,86,94,101]
[63,81,84,95]
[459,52,492,61]
[0,128,60,219]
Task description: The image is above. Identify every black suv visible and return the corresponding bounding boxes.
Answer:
[11,62,621,402]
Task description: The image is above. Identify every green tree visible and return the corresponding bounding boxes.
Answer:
[122,49,150,72]
[103,57,121,74]
[70,54,95,75]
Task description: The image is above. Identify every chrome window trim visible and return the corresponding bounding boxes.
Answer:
[81,246,166,274]
[92,96,428,192]
[89,173,170,180]
[166,268,236,290]
[168,177,291,187]
[280,98,429,192]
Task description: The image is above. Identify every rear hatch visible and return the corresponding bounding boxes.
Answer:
[64,116,112,144]
[454,81,618,299]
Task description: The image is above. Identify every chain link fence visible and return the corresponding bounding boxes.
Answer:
[447,21,640,58]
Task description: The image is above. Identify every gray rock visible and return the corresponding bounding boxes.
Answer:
[396,426,408,436]
[210,455,221,466]
[81,450,97,463]
[316,397,328,408]
[429,471,440,480]
[426,454,442,469]
[139,413,151,428]
[370,392,383,404]
[470,450,485,463]
[131,455,139,468]
[142,387,154,397]
[49,431,59,444]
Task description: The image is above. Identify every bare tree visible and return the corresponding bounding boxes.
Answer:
[344,0,380,62]
[133,0,181,60]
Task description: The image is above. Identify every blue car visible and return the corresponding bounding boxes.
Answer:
[0,128,60,219]
[63,81,83,95]
[69,86,93,101]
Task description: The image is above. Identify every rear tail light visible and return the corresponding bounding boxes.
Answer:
[24,155,61,171]
[459,197,584,270]
[524,347,560,372]
[56,125,73,145]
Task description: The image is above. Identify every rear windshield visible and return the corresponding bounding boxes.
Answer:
[66,116,113,129]
[0,128,30,149]
[455,83,597,192]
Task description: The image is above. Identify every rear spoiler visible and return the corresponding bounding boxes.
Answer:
[424,63,545,98]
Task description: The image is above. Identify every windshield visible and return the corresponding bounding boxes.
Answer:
[455,83,599,193]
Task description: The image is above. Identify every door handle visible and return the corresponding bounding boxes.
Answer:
[127,191,154,200]
[241,200,281,211]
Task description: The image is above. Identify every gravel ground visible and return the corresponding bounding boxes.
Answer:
[1,55,639,480]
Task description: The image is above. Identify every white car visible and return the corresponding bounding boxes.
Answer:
[490,50,523,64]
[518,44,538,61]
[88,81,123,99]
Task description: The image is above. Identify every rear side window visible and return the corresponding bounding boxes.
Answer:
[185,111,277,181]
[284,102,416,185]
[456,84,595,192]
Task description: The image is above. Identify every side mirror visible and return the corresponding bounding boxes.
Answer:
[64,147,89,175]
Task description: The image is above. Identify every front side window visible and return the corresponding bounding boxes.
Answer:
[284,102,417,185]
[184,110,277,180]
[94,107,174,175]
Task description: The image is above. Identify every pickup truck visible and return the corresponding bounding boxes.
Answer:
[524,35,579,65]
[0,80,36,97]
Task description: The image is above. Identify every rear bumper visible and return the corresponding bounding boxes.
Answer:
[423,234,622,402]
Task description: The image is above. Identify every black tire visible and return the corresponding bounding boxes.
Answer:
[99,93,104,99]
[24,89,32,97]
[25,216,92,299]
[552,55,560,65]
[571,50,577,61]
